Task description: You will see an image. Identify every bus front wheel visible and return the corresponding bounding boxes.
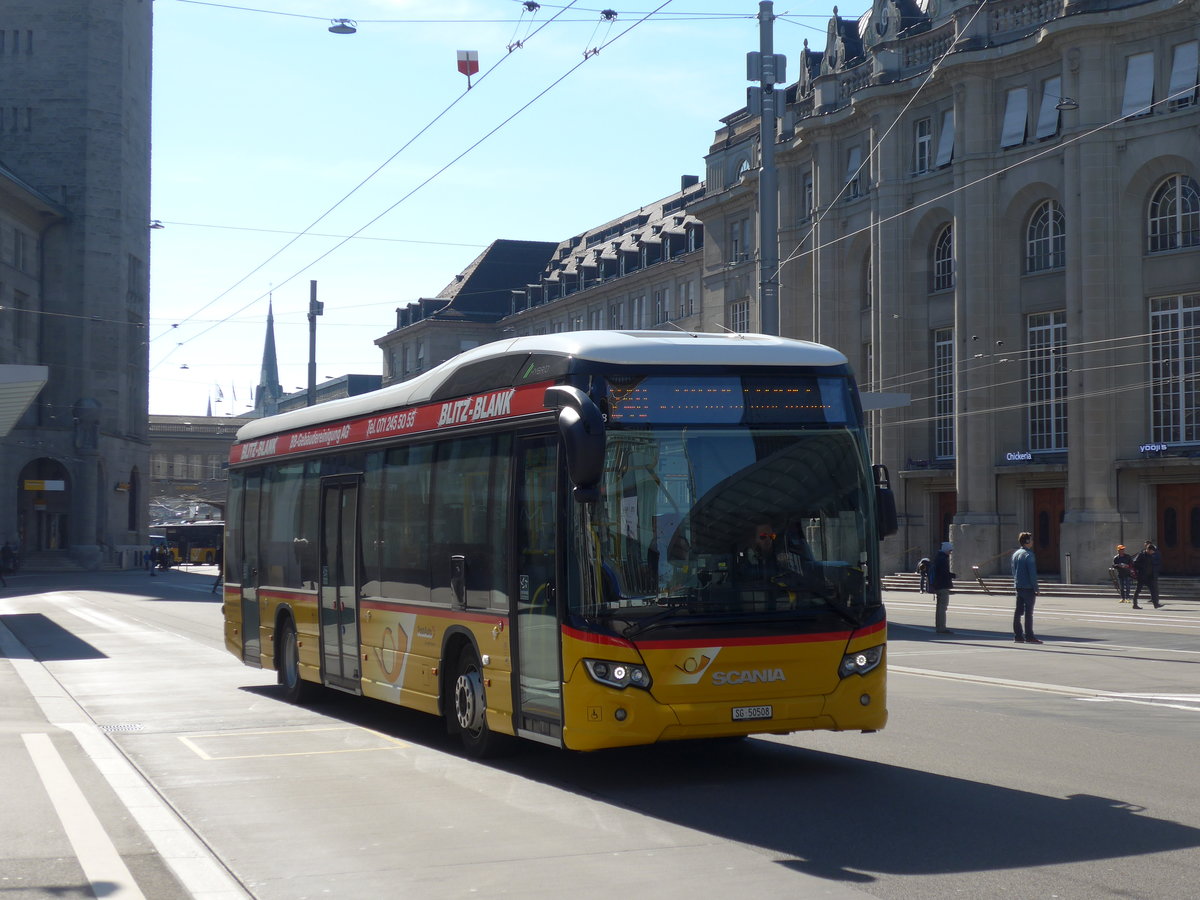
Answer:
[449,646,510,758]
[279,619,312,704]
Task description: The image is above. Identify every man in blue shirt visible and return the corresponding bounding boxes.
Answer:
[1011,531,1042,644]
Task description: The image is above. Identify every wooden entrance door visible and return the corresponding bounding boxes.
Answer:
[1031,487,1063,574]
[936,492,957,546]
[1155,483,1200,575]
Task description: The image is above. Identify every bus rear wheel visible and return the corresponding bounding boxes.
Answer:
[449,646,510,758]
[279,619,312,704]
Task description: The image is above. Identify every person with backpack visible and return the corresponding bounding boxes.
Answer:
[928,541,956,634]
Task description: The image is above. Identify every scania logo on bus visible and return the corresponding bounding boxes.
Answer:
[711,668,786,686]
[437,388,516,426]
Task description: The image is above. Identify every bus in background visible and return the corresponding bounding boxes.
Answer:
[161,521,224,565]
[222,332,897,755]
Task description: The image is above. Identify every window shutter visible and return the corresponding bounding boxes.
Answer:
[1000,88,1028,148]
[1035,77,1062,139]
[936,109,955,167]
[1121,52,1155,118]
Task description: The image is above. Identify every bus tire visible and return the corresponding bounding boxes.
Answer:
[449,645,511,758]
[278,619,313,704]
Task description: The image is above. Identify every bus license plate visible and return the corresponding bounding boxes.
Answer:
[732,705,772,721]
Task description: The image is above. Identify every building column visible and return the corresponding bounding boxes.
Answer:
[949,79,1003,575]
[1059,45,1123,581]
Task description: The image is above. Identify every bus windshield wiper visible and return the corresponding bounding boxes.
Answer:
[811,586,862,627]
[620,594,694,637]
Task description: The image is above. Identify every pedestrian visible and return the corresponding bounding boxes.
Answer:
[1112,544,1134,603]
[1131,540,1163,609]
[144,547,156,576]
[1011,531,1043,644]
[929,541,956,634]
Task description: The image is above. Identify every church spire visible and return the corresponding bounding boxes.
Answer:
[254,298,284,417]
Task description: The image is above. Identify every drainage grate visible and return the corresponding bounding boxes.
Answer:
[99,723,144,733]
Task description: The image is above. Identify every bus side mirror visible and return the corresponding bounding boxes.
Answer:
[544,385,605,503]
[873,464,898,538]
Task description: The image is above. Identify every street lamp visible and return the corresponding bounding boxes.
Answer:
[328,19,357,35]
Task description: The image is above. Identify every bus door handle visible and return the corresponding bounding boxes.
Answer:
[450,555,467,608]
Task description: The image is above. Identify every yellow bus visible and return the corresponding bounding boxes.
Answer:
[222,332,897,755]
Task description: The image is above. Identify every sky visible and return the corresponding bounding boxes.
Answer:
[148,0,833,416]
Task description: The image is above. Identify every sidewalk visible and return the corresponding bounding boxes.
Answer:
[0,573,246,900]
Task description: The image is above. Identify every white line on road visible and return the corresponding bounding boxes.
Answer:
[0,617,249,900]
[22,732,146,900]
[891,664,1200,711]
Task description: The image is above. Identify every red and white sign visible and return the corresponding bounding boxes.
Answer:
[456,50,479,78]
[230,380,553,465]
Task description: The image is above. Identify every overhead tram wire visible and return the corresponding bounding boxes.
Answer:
[164,1,676,358]
[151,1,584,357]
[174,0,741,24]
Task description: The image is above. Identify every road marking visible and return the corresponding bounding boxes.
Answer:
[891,664,1200,711]
[0,617,249,900]
[179,725,408,761]
[22,732,146,900]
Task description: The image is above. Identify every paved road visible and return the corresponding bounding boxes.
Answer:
[2,569,1197,898]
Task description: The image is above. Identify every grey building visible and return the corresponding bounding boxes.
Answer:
[148,414,252,521]
[375,184,708,381]
[0,1,153,568]
[699,0,1199,579]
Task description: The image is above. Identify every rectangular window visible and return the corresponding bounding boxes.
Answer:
[802,170,814,220]
[935,109,955,167]
[934,329,955,459]
[1028,311,1068,452]
[729,299,751,334]
[846,146,863,199]
[13,230,28,272]
[609,301,624,329]
[1035,76,1063,139]
[914,118,932,174]
[1150,293,1200,444]
[1121,52,1155,118]
[678,281,695,319]
[629,295,646,329]
[370,444,433,602]
[1000,87,1028,148]
[652,288,669,323]
[588,307,602,330]
[1168,41,1199,109]
[728,218,750,263]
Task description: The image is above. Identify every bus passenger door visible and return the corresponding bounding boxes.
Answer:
[319,477,362,693]
[514,436,562,743]
[240,472,262,666]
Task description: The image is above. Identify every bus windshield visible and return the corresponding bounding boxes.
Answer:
[574,422,876,633]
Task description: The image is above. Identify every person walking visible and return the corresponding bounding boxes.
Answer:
[1112,544,1134,603]
[1131,541,1163,609]
[1011,531,1042,644]
[929,542,956,634]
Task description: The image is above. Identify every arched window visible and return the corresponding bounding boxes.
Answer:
[1026,200,1066,272]
[932,225,954,292]
[1148,174,1200,253]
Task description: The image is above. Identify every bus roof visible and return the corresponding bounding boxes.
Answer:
[236,331,848,444]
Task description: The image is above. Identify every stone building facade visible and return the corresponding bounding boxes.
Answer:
[700,0,1199,579]
[0,1,153,567]
[375,185,708,382]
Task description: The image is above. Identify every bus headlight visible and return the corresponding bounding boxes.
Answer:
[584,659,652,690]
[838,645,883,678]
